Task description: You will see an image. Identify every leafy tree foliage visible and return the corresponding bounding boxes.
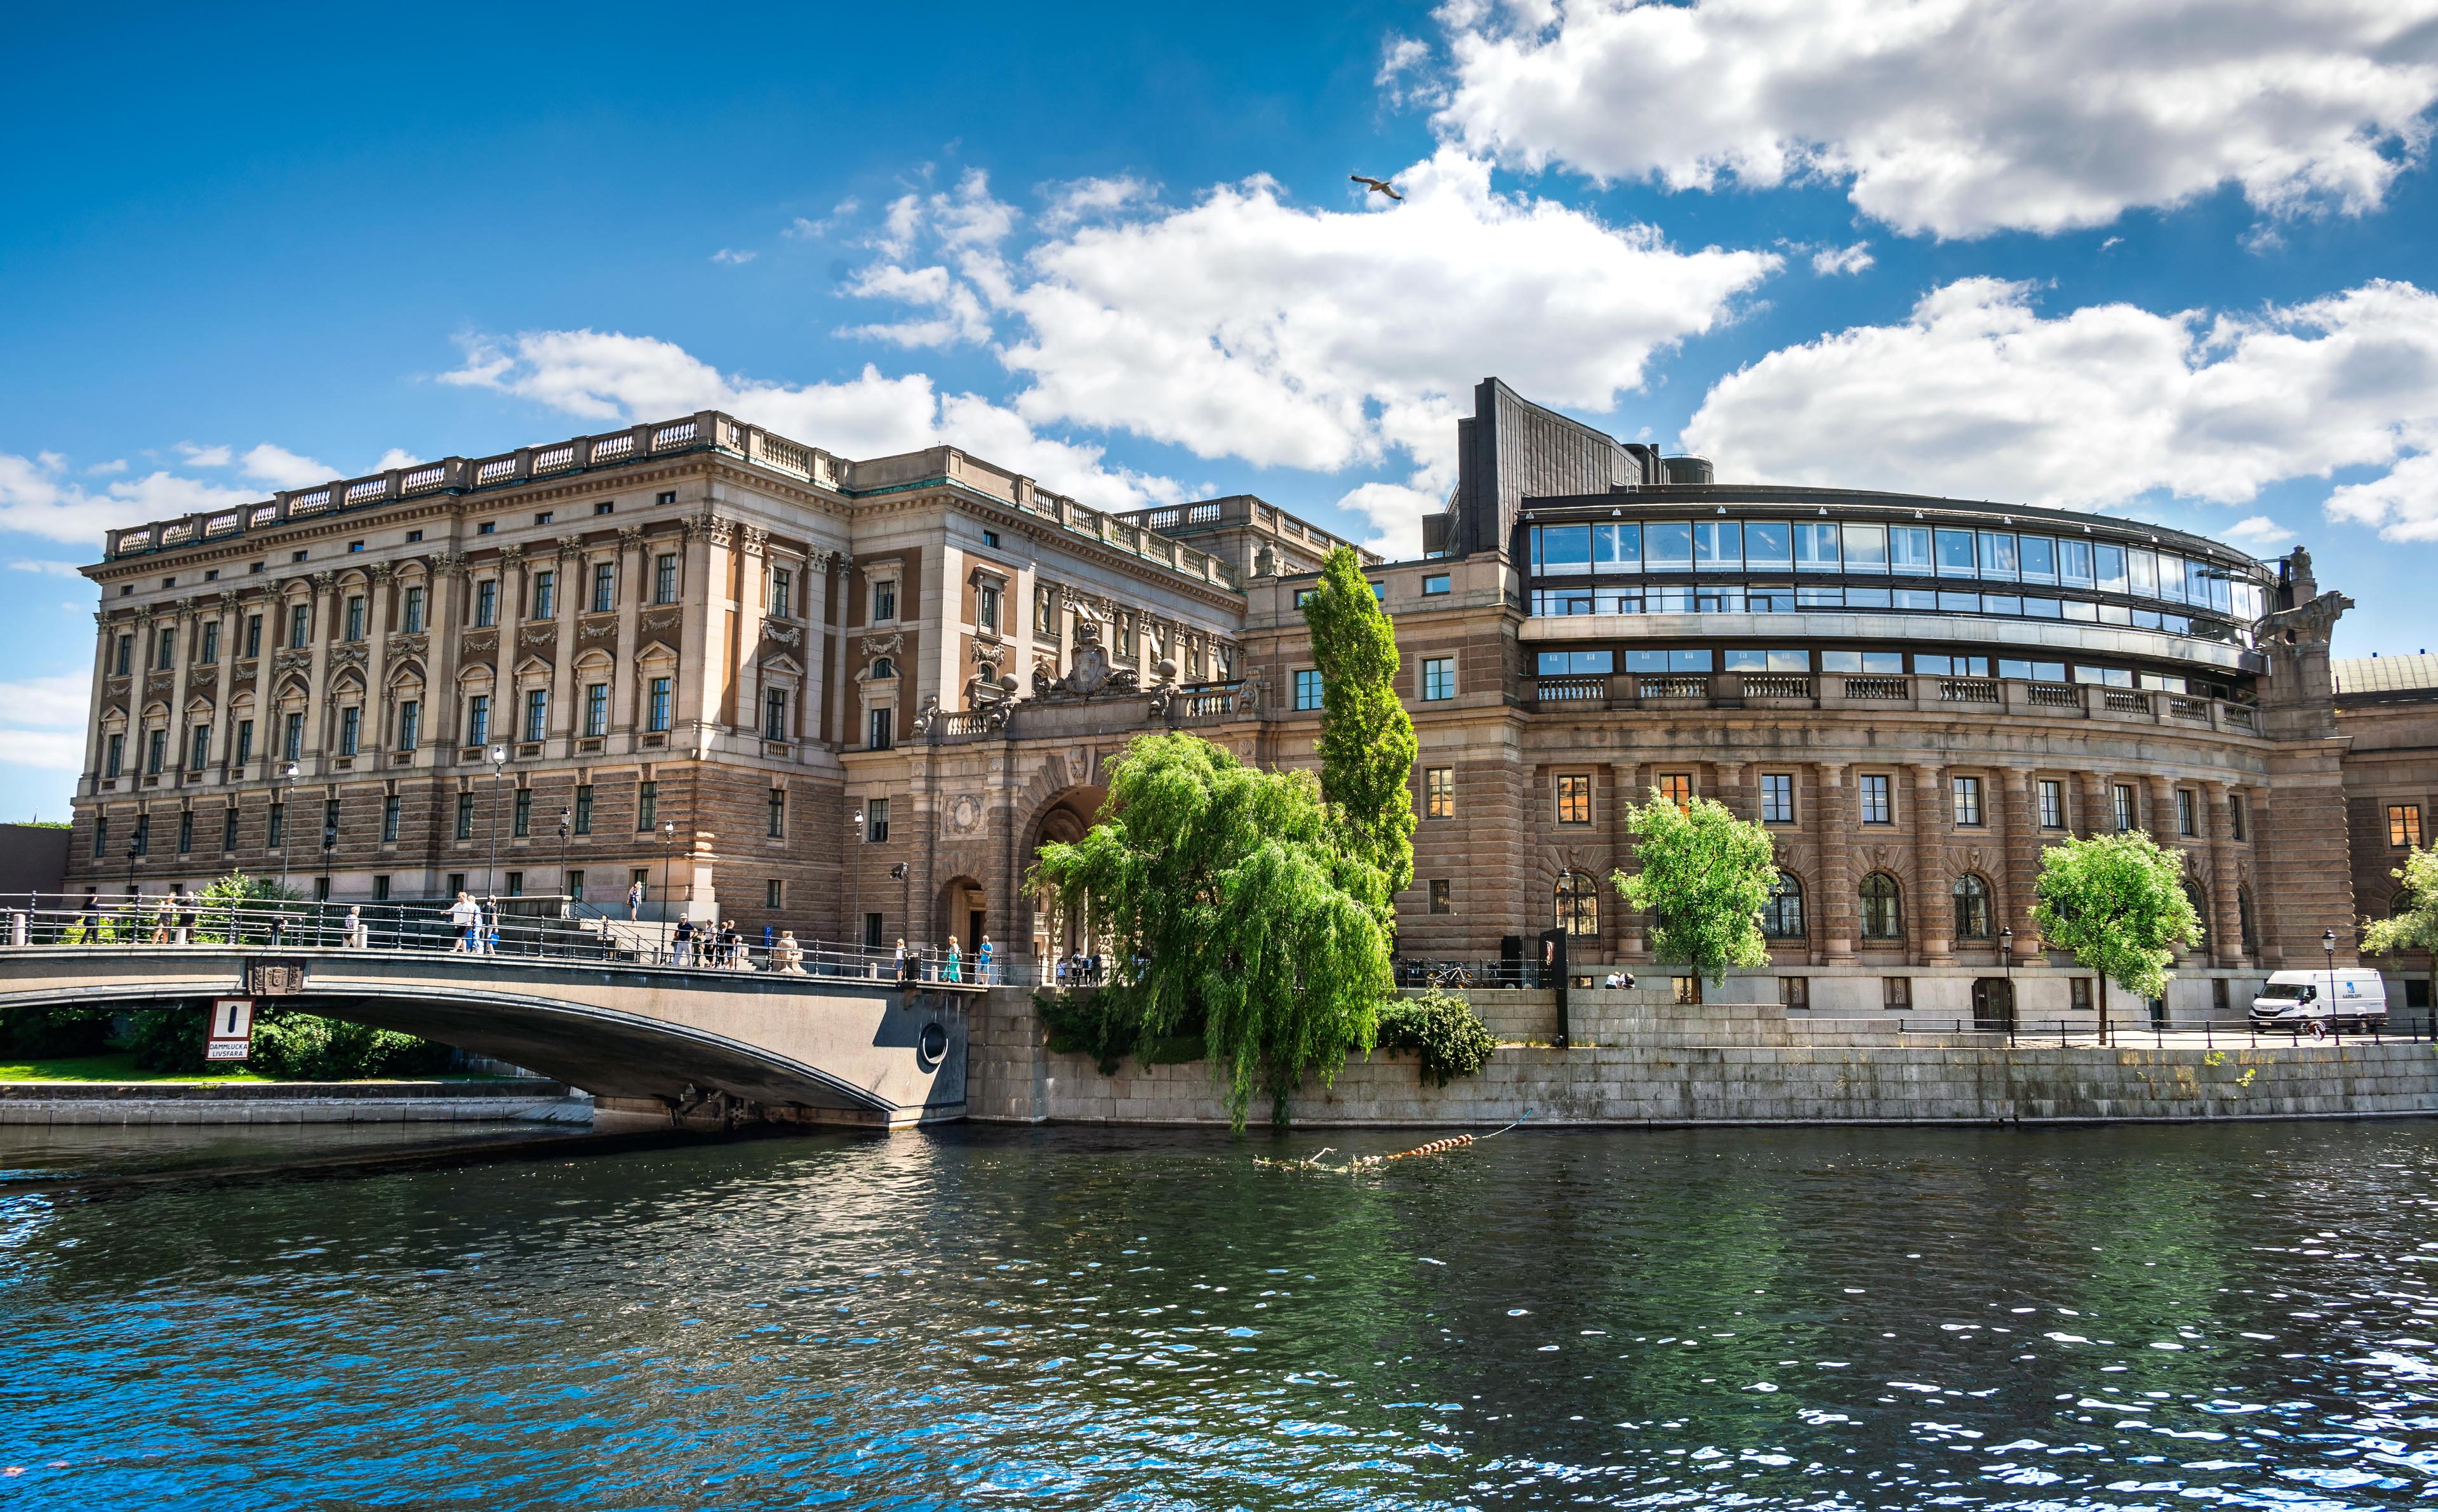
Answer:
[2363,844,2438,1014]
[2032,830,2202,1038]
[1030,731,1390,1127]
[1375,988,1498,1087]
[1611,790,1776,985]
[1301,545,1416,898]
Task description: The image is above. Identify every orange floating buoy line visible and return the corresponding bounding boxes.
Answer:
[1253,1113,1529,1173]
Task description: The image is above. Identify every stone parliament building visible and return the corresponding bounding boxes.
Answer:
[69,383,2438,1021]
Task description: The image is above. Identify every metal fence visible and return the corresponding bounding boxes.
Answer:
[1877,1013,2438,1048]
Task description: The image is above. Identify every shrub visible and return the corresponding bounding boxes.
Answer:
[127,1005,451,1079]
[0,1005,115,1059]
[1375,988,1498,1087]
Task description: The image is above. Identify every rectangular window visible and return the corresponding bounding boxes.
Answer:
[467,694,490,747]
[344,595,366,640]
[1745,521,1793,568]
[2392,804,2425,849]
[637,780,657,832]
[2070,976,2094,1012]
[105,733,123,778]
[868,707,894,750]
[1792,522,1841,572]
[114,633,132,675]
[1933,528,1978,577]
[648,677,671,733]
[866,798,889,843]
[767,788,786,839]
[1428,879,1451,913]
[770,567,792,620]
[382,794,400,843]
[1860,774,1893,825]
[397,700,420,752]
[2177,789,2199,838]
[235,719,253,765]
[155,628,175,669]
[977,582,1000,633]
[267,802,285,849]
[223,807,239,852]
[93,816,106,858]
[1425,767,1455,818]
[1656,773,1693,811]
[189,725,210,772]
[654,554,678,605]
[338,706,360,757]
[764,689,789,741]
[763,879,783,910]
[1644,520,1693,570]
[1841,522,1888,573]
[1422,573,1450,595]
[523,687,548,740]
[281,711,303,762]
[1780,976,1808,1011]
[1555,774,1593,825]
[2230,794,2246,842]
[1535,523,1592,574]
[514,788,532,838]
[505,870,523,898]
[531,570,556,620]
[403,585,425,633]
[146,728,167,775]
[475,580,498,627]
[2039,779,2065,830]
[455,792,475,840]
[1420,656,1455,701]
[200,621,220,664]
[574,785,594,834]
[1293,669,1324,710]
[1759,773,1794,824]
[130,813,149,857]
[584,683,609,738]
[2113,784,2138,832]
[1884,977,1910,1010]
[592,562,615,614]
[1693,519,1742,569]
[177,809,193,854]
[244,615,262,659]
[873,580,898,621]
[1952,776,1983,826]
[288,603,310,648]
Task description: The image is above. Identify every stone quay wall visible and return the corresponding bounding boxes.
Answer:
[966,986,2438,1128]
[0,1078,589,1125]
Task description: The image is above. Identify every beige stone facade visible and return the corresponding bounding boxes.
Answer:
[66,388,2438,1012]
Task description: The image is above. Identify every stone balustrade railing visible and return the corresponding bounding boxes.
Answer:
[1526,673,2263,732]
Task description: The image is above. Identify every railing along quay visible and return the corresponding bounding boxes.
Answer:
[1528,673,2261,730]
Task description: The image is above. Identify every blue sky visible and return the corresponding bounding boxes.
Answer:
[4,0,2436,818]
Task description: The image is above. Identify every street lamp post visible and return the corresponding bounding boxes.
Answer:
[657,819,676,961]
[891,861,911,979]
[277,759,299,897]
[1999,924,2015,1042]
[848,806,864,974]
[485,744,507,898]
[557,806,571,908]
[2324,925,2340,1044]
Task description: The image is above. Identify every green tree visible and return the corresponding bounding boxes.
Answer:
[1611,790,1777,986]
[1030,731,1390,1129]
[2362,844,2438,1018]
[1301,545,1416,899]
[192,870,302,945]
[2032,830,2202,1044]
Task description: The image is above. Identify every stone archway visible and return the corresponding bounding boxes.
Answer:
[936,873,987,967]
[1023,783,1107,964]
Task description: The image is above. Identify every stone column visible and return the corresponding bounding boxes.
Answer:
[1999,767,2041,955]
[164,598,194,778]
[364,566,392,757]
[81,613,113,783]
[427,554,467,751]
[2079,770,2110,838]
[733,526,769,739]
[1912,762,1950,964]
[210,593,239,773]
[549,539,580,753]
[676,515,733,746]
[612,527,645,733]
[303,573,336,760]
[829,554,855,747]
[492,547,524,746]
[799,548,834,741]
[2207,780,2242,966]
[2146,774,2176,845]
[1713,759,1747,822]
[1816,761,1855,964]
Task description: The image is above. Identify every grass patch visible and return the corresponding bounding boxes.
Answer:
[0,1051,516,1085]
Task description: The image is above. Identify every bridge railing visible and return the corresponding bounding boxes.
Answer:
[0,892,1041,988]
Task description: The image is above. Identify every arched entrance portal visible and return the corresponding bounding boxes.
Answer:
[936,875,987,968]
[1024,784,1107,966]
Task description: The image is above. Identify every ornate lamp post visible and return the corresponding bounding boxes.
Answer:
[848,806,865,972]
[657,818,677,960]
[484,743,507,898]
[277,759,300,898]
[1999,924,2015,1039]
[557,806,571,906]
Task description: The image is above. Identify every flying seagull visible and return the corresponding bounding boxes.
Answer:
[1350,175,1404,201]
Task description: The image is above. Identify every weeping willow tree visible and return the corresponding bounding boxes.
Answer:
[1030,731,1392,1129]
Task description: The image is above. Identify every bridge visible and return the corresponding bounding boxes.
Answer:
[0,945,977,1128]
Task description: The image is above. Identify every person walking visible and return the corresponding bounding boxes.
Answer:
[976,934,994,986]
[149,893,171,946]
[894,937,913,985]
[449,891,480,953]
[175,885,198,946]
[943,936,963,984]
[627,879,644,922]
[345,904,366,949]
[672,915,695,968]
[483,897,502,956]
[719,918,742,969]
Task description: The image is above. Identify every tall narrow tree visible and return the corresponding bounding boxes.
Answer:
[1302,545,1417,900]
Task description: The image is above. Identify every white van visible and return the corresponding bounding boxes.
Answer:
[2251,969,2388,1034]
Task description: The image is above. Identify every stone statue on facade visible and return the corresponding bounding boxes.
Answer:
[1025,612,1142,703]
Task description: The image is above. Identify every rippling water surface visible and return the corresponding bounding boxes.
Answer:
[4,1119,2438,1509]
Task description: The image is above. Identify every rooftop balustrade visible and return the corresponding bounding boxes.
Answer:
[1525,673,2263,731]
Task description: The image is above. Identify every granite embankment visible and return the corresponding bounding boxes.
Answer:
[0,1078,589,1125]
[967,983,2438,1127]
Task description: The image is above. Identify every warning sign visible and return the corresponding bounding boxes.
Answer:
[205,997,254,1063]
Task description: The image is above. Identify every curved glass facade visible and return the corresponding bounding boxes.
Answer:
[1522,507,2270,644]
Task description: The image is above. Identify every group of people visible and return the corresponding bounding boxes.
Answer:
[670,915,760,969]
[891,934,996,985]
[1055,950,1107,986]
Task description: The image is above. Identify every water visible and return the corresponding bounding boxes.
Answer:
[4,1120,2437,1509]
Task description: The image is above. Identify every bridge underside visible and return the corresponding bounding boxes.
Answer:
[0,948,970,1129]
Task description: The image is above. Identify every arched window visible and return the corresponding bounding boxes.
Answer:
[2183,877,2209,953]
[1860,872,1903,940]
[2397,887,2420,920]
[1555,872,1600,937]
[870,656,895,680]
[2237,886,2258,955]
[1952,874,1992,939]
[1761,871,1805,938]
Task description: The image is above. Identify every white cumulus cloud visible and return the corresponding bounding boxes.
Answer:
[1430,0,2438,239]
[240,442,331,489]
[372,448,424,472]
[174,442,232,467]
[0,671,102,776]
[1811,242,1874,276]
[2223,515,2296,545]
[0,451,256,547]
[1681,276,2438,540]
[711,248,757,265]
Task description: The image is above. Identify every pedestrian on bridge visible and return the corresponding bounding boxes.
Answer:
[672,915,695,968]
[627,879,644,921]
[449,892,480,953]
[944,936,963,984]
[977,935,994,985]
[344,905,366,949]
[174,885,197,946]
[895,938,914,985]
